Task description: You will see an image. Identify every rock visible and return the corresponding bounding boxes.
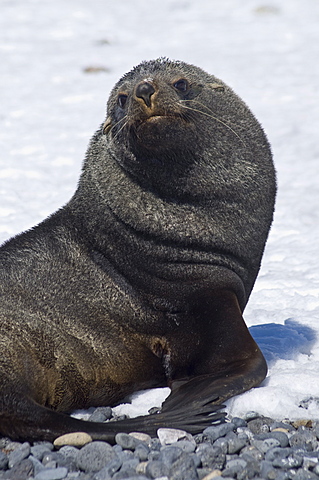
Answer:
[243,411,261,421]
[33,467,68,480]
[150,438,161,451]
[30,443,54,460]
[213,438,228,454]
[292,420,313,428]
[223,457,247,477]
[119,457,139,471]
[240,453,261,478]
[92,455,122,479]
[76,441,116,473]
[191,453,201,468]
[226,432,248,454]
[157,428,190,445]
[136,461,147,475]
[231,417,247,428]
[289,430,318,451]
[158,446,183,468]
[247,417,273,434]
[53,432,92,447]
[264,446,292,462]
[88,407,113,422]
[8,442,31,468]
[259,460,277,480]
[115,432,139,450]
[112,467,140,479]
[42,452,62,466]
[200,446,226,470]
[270,421,296,432]
[170,440,196,453]
[129,432,152,445]
[302,455,319,470]
[3,458,34,480]
[272,455,303,469]
[28,455,46,476]
[294,470,318,480]
[170,452,198,480]
[145,460,169,479]
[251,437,281,453]
[117,450,134,463]
[241,445,264,461]
[0,451,8,470]
[201,470,223,480]
[203,423,236,442]
[58,445,79,459]
[255,431,289,448]
[134,443,149,461]
[271,427,290,434]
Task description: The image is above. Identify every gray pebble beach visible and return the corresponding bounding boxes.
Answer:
[1,411,319,480]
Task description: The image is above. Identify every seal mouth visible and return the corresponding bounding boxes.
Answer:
[146,114,181,122]
[142,113,188,126]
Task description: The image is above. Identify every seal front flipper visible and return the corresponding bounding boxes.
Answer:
[161,289,267,414]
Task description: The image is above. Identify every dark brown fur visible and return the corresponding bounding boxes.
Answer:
[0,58,276,442]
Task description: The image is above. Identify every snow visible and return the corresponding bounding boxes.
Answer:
[1,0,319,422]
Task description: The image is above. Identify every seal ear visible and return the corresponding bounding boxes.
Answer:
[103,117,112,135]
[207,83,225,92]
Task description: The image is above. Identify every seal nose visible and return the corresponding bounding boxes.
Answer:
[135,81,155,108]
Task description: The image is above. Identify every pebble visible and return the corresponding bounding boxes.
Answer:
[53,432,92,448]
[145,459,169,478]
[200,446,226,470]
[3,458,33,479]
[8,442,30,468]
[203,423,236,442]
[157,428,190,445]
[33,467,68,480]
[30,443,54,460]
[29,455,45,476]
[158,446,183,467]
[170,439,196,453]
[129,432,152,445]
[0,451,8,470]
[202,469,223,480]
[88,407,113,423]
[115,432,139,451]
[169,451,198,480]
[1,414,319,480]
[75,441,116,472]
[134,442,150,461]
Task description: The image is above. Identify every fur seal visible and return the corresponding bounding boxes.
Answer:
[0,58,276,442]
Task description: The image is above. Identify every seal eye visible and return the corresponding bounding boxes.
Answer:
[173,79,189,92]
[118,94,128,108]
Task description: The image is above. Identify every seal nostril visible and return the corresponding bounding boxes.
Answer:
[135,81,155,108]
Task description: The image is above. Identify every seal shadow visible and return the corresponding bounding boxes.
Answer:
[249,318,317,367]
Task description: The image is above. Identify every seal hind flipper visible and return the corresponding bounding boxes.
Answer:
[0,388,225,443]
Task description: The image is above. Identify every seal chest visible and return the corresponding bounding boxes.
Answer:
[0,58,276,442]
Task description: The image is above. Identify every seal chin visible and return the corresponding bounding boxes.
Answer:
[134,114,194,151]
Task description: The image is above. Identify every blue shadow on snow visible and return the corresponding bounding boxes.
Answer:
[249,319,317,366]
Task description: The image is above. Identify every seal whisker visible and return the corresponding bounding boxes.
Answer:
[180,101,246,147]
[110,116,129,141]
